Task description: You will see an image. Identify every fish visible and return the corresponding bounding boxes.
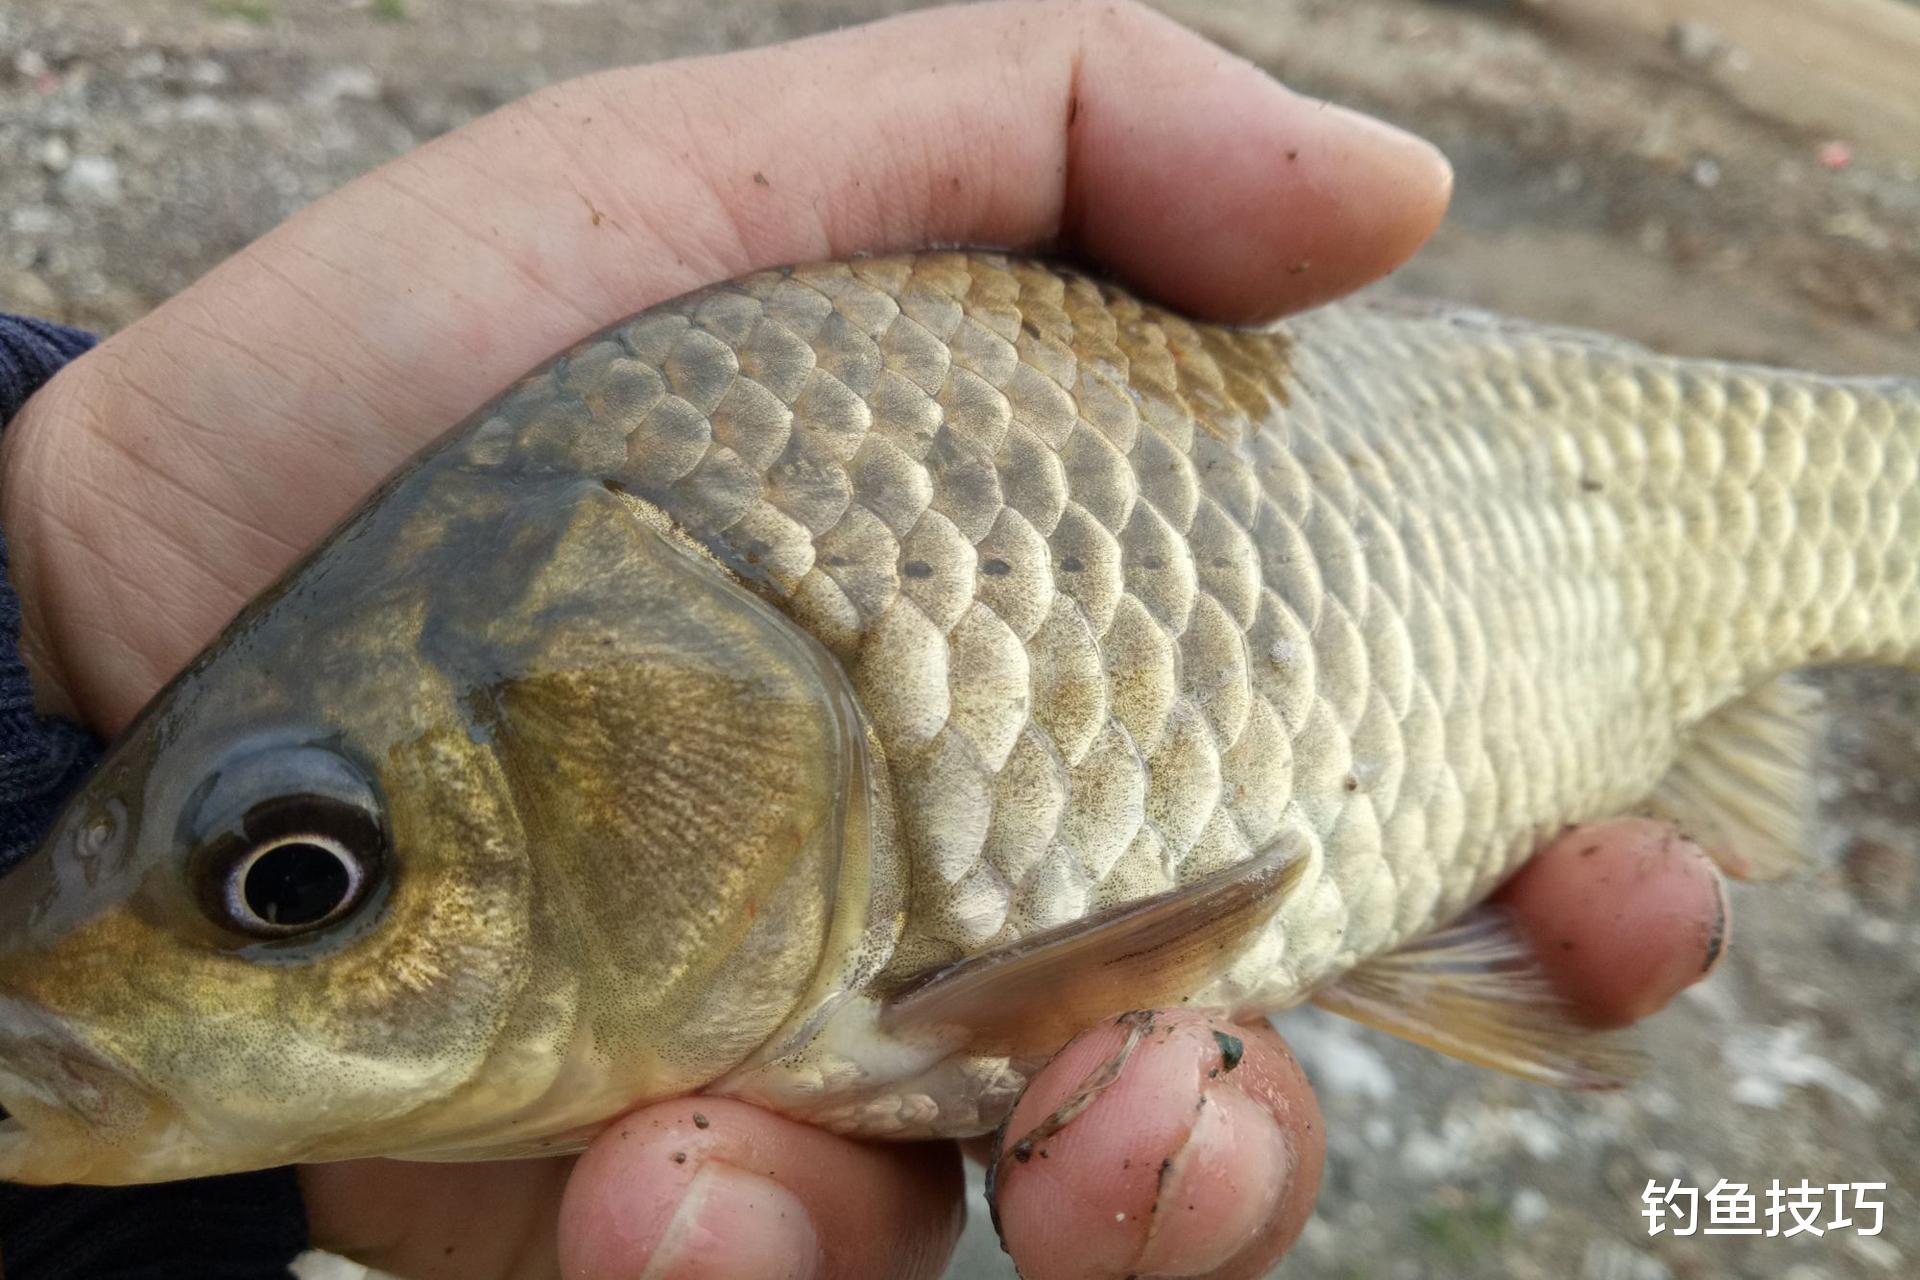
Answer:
[0,250,1914,1184]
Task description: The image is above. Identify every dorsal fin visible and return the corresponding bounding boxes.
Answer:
[881,837,1308,1056]
[1647,675,1823,880]
[1313,907,1642,1090]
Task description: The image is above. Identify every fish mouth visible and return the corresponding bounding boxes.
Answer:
[0,1059,65,1181]
[0,1088,32,1170]
[0,997,157,1184]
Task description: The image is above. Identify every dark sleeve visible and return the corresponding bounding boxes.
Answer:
[0,320,102,875]
[0,316,311,1278]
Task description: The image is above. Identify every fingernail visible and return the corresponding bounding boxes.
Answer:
[1700,870,1730,978]
[1319,101,1453,185]
[642,1163,821,1280]
[1132,1082,1292,1275]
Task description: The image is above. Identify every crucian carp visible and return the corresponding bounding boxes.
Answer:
[1,252,1914,1183]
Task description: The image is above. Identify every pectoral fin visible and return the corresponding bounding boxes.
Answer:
[1313,908,1642,1090]
[881,837,1308,1056]
[1647,675,1822,880]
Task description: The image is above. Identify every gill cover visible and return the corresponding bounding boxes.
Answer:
[0,459,887,1182]
[403,479,891,1157]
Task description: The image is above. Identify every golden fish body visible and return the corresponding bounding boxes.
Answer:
[1,252,1914,1182]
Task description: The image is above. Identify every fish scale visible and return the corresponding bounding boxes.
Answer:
[474,250,1920,1023]
[517,254,1346,990]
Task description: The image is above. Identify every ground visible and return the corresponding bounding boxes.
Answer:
[2,1,1916,1277]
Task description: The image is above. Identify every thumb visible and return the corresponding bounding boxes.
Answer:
[990,1009,1323,1279]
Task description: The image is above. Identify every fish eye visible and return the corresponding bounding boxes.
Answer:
[183,745,388,941]
[216,808,379,936]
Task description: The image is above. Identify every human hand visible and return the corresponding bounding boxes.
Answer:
[0,1,1728,1276]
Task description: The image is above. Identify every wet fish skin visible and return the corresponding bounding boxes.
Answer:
[0,251,1914,1182]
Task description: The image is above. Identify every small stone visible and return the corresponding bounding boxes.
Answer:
[13,49,48,79]
[1643,1148,1686,1176]
[178,94,229,125]
[1843,835,1914,910]
[1668,21,1727,67]
[1848,1235,1904,1272]
[1511,1188,1549,1228]
[1580,1239,1672,1280]
[0,270,58,313]
[1856,915,1901,947]
[1690,157,1722,189]
[187,58,230,87]
[60,155,122,206]
[37,136,70,173]
[307,65,381,104]
[1296,1213,1337,1256]
[9,206,65,236]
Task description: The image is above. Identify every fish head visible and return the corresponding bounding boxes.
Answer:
[0,460,884,1183]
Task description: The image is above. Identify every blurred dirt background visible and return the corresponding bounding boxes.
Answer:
[3,1,1917,1277]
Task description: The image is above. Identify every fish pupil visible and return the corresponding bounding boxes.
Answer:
[240,839,355,929]
[184,746,387,940]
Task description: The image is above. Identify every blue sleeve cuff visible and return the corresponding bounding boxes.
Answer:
[0,318,96,426]
[0,314,102,874]
[0,315,310,1277]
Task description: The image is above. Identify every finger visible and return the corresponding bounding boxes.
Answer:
[7,0,1448,731]
[229,0,1448,385]
[556,1097,962,1280]
[991,1010,1323,1280]
[1056,8,1452,321]
[1497,816,1730,1029]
